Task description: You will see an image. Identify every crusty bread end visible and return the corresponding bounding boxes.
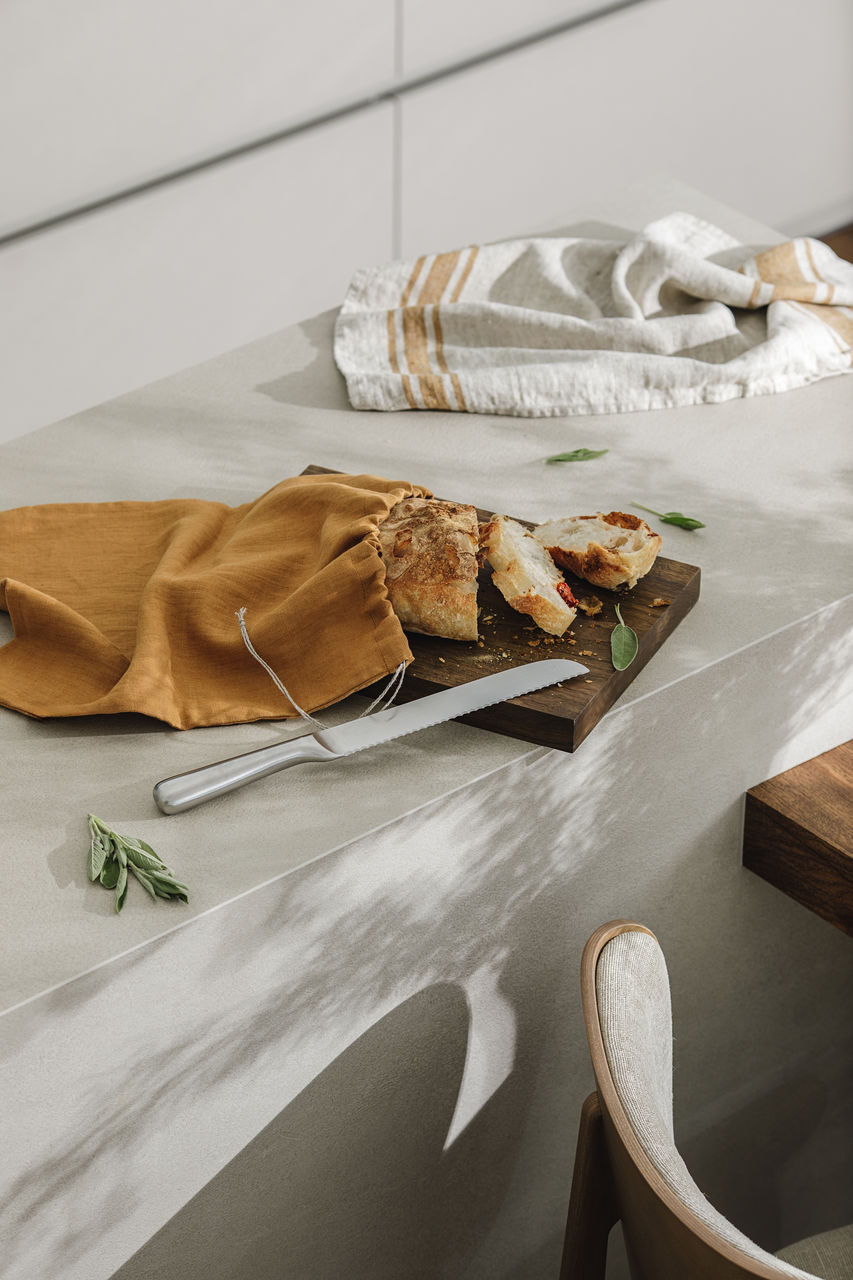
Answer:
[533,511,660,590]
[379,497,479,641]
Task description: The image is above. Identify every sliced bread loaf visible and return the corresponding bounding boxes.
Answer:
[533,511,660,590]
[480,515,577,635]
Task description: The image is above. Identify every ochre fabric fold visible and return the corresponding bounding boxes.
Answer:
[0,472,429,728]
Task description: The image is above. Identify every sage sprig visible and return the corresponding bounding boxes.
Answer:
[611,604,639,671]
[632,502,705,531]
[545,448,609,463]
[87,814,188,914]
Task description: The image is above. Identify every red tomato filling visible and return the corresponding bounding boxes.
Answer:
[556,581,578,608]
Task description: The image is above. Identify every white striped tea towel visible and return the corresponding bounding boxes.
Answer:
[333,211,853,417]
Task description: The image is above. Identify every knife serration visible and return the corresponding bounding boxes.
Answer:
[314,658,588,756]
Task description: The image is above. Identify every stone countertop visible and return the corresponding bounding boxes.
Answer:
[1,177,851,1014]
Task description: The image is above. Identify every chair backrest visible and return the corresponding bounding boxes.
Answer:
[576,920,814,1280]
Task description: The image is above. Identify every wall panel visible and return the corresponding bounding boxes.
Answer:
[398,0,853,257]
[0,106,393,442]
[0,0,396,236]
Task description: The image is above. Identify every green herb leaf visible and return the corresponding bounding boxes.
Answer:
[115,863,129,913]
[133,839,159,859]
[88,835,108,882]
[124,843,170,874]
[99,858,120,890]
[148,870,190,899]
[86,815,188,913]
[545,448,609,463]
[632,502,705,531]
[131,867,158,900]
[611,604,639,671]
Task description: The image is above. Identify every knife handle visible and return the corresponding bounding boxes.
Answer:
[153,734,338,814]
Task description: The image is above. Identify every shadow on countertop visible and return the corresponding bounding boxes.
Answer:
[256,310,350,413]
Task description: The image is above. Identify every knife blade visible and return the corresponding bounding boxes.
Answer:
[153,658,587,814]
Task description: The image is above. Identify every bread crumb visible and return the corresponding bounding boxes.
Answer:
[527,639,540,647]
[438,656,446,662]
[576,595,603,617]
[578,649,594,657]
[651,597,672,608]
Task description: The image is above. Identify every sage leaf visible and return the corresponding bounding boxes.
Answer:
[99,858,120,890]
[125,844,169,873]
[131,867,158,900]
[88,836,108,882]
[86,814,189,913]
[632,502,705,531]
[115,863,129,913]
[611,604,639,671]
[149,871,190,897]
[545,448,609,463]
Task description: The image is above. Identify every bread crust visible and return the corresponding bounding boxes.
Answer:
[480,515,577,636]
[379,497,479,641]
[533,511,661,590]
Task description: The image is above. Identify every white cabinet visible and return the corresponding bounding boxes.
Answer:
[398,0,853,256]
[0,106,394,442]
[0,0,396,236]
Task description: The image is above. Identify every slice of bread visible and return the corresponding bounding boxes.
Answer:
[480,515,577,636]
[533,511,660,590]
[379,497,480,641]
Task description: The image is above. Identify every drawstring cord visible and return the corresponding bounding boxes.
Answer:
[235,607,406,727]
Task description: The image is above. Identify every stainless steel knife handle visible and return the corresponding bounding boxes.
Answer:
[153,734,339,814]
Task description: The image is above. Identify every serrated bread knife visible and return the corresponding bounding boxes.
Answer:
[153,658,587,814]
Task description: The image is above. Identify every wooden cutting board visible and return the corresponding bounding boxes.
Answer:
[304,466,700,752]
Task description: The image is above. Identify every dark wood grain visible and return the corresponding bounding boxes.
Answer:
[743,741,853,937]
[304,465,700,752]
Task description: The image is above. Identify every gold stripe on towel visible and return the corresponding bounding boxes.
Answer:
[418,251,461,305]
[387,259,426,407]
[389,256,430,407]
[401,256,427,307]
[386,308,417,408]
[402,306,430,372]
[799,303,853,355]
[422,252,468,410]
[754,240,804,283]
[418,373,453,410]
[401,306,452,410]
[752,241,818,302]
[432,306,449,375]
[450,246,479,302]
[804,239,835,304]
[432,306,467,412]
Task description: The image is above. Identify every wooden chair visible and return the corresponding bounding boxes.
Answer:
[561,920,853,1280]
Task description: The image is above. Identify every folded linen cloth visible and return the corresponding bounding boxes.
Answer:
[334,211,853,417]
[0,472,428,729]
